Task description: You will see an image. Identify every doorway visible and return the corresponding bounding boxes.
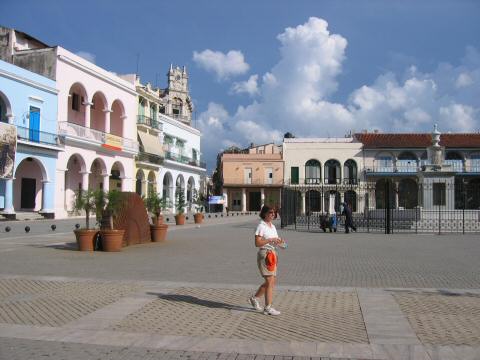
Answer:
[21,178,36,209]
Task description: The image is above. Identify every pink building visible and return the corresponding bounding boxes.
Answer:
[0,27,138,218]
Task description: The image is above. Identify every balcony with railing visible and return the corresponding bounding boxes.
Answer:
[16,126,64,147]
[163,146,206,169]
[135,151,163,166]
[286,178,360,186]
[137,115,162,130]
[223,177,283,186]
[58,121,138,153]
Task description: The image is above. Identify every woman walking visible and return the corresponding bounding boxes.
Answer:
[249,205,286,315]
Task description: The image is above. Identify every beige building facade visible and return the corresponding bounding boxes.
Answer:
[282,138,364,214]
[221,143,283,212]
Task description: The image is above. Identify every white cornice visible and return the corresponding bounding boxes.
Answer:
[0,68,58,95]
[159,114,201,136]
[57,54,137,96]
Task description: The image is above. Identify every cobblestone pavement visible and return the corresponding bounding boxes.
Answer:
[112,288,368,343]
[1,218,480,359]
[392,290,480,346]
[0,337,369,360]
[0,278,139,326]
[1,217,480,289]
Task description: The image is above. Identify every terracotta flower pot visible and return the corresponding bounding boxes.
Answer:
[151,223,168,242]
[100,229,125,252]
[74,229,98,251]
[175,214,185,225]
[194,213,203,224]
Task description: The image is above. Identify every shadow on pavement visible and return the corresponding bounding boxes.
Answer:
[148,292,256,313]
[30,242,78,251]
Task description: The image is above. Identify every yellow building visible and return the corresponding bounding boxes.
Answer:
[221,143,283,212]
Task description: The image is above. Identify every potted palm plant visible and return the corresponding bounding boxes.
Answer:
[145,192,169,242]
[72,189,98,251]
[174,188,186,225]
[192,189,204,224]
[99,190,125,252]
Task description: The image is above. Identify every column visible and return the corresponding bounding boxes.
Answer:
[301,191,306,215]
[121,177,131,192]
[40,180,55,214]
[102,173,110,192]
[80,172,89,191]
[222,190,228,212]
[242,188,247,212]
[3,179,15,214]
[84,102,92,128]
[104,109,112,133]
[260,188,265,207]
[120,115,128,138]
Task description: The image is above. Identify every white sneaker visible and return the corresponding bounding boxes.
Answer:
[249,296,262,311]
[263,305,281,316]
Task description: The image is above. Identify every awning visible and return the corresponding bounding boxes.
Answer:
[138,131,164,157]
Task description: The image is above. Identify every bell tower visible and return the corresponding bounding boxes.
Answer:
[166,64,192,125]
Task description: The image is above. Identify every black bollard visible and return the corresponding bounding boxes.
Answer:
[25,226,30,233]
[5,226,11,232]
[75,223,80,229]
[51,224,56,231]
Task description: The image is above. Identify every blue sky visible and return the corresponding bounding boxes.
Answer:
[1,0,479,172]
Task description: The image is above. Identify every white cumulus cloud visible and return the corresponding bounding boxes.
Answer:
[193,49,249,80]
[231,75,259,96]
[197,18,480,170]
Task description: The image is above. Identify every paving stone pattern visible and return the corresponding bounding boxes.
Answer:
[112,287,369,344]
[392,291,480,346]
[0,337,368,360]
[0,278,139,327]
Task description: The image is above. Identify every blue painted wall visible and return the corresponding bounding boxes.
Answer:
[0,59,58,210]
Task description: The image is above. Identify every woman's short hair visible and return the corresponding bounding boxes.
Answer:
[260,205,272,220]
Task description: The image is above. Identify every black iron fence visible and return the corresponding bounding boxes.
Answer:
[280,178,480,234]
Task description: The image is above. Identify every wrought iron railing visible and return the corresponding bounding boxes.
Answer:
[137,115,162,130]
[59,121,139,152]
[136,151,163,165]
[16,126,63,147]
[163,150,206,169]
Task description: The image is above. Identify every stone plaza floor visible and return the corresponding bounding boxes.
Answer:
[0,215,480,359]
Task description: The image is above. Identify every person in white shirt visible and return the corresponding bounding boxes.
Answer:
[249,205,286,316]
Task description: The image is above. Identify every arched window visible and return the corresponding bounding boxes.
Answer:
[375,179,395,209]
[343,160,357,184]
[397,152,417,173]
[375,154,394,173]
[445,151,463,172]
[398,179,418,209]
[172,98,183,117]
[324,160,341,184]
[305,159,321,184]
[470,154,480,172]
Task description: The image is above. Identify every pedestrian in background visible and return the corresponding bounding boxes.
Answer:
[342,201,357,233]
[249,205,286,315]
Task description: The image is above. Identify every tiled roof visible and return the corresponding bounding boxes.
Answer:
[354,133,480,148]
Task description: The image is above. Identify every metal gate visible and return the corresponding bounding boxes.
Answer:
[280,179,480,234]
